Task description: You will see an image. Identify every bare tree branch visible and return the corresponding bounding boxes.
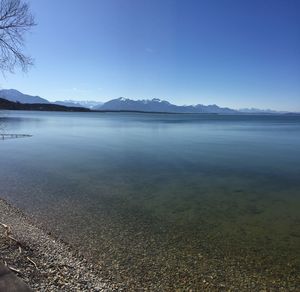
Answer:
[0,0,36,73]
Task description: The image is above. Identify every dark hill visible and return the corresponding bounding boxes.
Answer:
[0,98,90,112]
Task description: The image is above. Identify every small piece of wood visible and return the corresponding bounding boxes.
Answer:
[26,257,38,270]
[8,266,21,274]
[0,222,10,237]
[8,235,20,245]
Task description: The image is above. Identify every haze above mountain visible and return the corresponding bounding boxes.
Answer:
[0,89,290,114]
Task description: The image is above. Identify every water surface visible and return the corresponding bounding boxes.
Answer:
[0,111,299,289]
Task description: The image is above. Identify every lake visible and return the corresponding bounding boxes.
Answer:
[0,111,299,289]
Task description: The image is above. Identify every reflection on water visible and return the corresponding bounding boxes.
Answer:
[0,111,300,289]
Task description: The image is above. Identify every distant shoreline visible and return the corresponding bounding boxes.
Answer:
[2,108,300,116]
[1,96,299,115]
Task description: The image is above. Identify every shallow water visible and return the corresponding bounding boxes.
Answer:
[0,111,300,289]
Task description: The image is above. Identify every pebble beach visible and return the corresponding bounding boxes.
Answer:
[0,198,114,291]
[1,197,299,291]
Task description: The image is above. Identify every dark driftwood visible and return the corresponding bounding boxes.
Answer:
[0,264,31,291]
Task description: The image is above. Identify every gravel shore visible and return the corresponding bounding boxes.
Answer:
[1,197,299,291]
[0,198,113,291]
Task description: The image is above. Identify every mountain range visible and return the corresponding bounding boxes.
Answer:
[97,97,237,113]
[0,89,291,114]
[53,100,103,109]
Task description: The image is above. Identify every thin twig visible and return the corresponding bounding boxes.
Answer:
[8,265,21,274]
[0,222,8,229]
[0,222,10,236]
[8,235,20,244]
[26,256,38,269]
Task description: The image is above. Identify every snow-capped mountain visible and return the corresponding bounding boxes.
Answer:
[0,89,50,104]
[54,100,103,109]
[0,89,289,114]
[96,97,238,114]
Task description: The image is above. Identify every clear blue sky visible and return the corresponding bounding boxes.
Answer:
[0,0,299,111]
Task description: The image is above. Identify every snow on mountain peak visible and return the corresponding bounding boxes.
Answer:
[118,97,128,101]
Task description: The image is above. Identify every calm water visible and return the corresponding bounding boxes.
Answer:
[1,111,300,289]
